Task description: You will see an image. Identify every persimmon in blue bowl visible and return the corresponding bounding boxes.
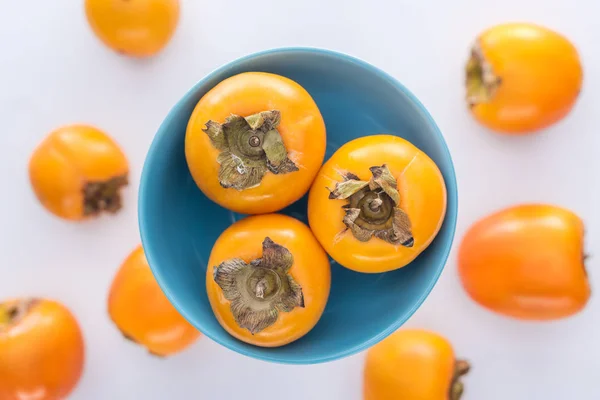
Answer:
[139,47,457,364]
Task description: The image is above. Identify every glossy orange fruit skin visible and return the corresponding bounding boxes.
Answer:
[0,299,85,400]
[364,329,457,400]
[85,0,180,57]
[471,23,583,134]
[108,245,201,356]
[308,135,447,273]
[186,72,326,215]
[458,204,590,320]
[207,214,331,347]
[29,125,128,221]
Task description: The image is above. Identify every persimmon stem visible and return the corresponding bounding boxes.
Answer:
[329,165,414,246]
[213,238,304,334]
[83,174,128,216]
[0,299,37,328]
[466,42,501,106]
[450,359,471,400]
[255,279,268,299]
[203,110,298,191]
[369,198,383,212]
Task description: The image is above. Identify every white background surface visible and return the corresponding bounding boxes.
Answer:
[1,0,598,399]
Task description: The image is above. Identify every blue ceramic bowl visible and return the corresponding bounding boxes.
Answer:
[139,48,457,364]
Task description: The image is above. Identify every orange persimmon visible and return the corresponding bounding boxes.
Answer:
[0,298,85,400]
[108,245,201,356]
[364,329,469,400]
[308,135,446,273]
[207,214,331,347]
[85,0,180,57]
[29,125,129,221]
[466,22,583,134]
[186,72,326,214]
[458,204,590,320]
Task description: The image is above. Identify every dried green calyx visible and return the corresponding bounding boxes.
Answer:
[466,42,501,106]
[329,165,414,246]
[203,110,298,191]
[0,298,37,329]
[83,174,128,216]
[450,359,471,400]
[213,237,304,334]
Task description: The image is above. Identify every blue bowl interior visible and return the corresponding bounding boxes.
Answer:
[139,48,457,364]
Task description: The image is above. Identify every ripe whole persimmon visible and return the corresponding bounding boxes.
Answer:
[207,214,331,347]
[85,0,180,57]
[458,204,590,320]
[29,125,129,221]
[186,72,326,215]
[308,135,447,273]
[108,245,201,356]
[466,22,583,134]
[0,298,85,400]
[364,329,470,400]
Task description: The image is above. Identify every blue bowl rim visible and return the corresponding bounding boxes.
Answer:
[139,46,458,364]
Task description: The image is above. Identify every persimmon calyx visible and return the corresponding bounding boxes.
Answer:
[213,237,304,334]
[0,298,37,329]
[328,165,414,247]
[203,110,299,191]
[450,359,471,400]
[466,42,502,106]
[83,174,128,216]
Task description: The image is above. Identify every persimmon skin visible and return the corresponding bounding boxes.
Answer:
[308,135,447,273]
[29,125,129,221]
[471,23,583,134]
[364,329,457,400]
[0,299,85,400]
[207,214,331,347]
[458,204,590,320]
[108,245,200,356]
[186,72,326,215]
[85,0,180,57]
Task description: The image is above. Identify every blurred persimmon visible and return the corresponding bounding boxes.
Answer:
[108,245,200,356]
[186,72,326,214]
[466,22,583,134]
[0,298,85,400]
[29,124,129,221]
[308,135,446,273]
[364,329,469,400]
[458,204,590,320]
[85,0,180,57]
